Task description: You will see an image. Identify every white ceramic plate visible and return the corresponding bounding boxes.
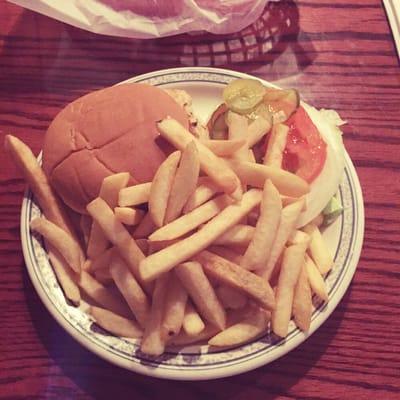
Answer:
[21,67,364,380]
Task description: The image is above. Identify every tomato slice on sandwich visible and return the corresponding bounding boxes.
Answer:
[282,106,327,184]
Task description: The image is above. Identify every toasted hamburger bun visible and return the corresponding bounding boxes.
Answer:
[42,83,189,213]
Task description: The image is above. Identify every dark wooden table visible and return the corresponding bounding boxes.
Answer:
[1,0,399,398]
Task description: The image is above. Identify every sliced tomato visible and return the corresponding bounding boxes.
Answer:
[282,107,327,183]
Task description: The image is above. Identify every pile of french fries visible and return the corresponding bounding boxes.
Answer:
[5,109,334,357]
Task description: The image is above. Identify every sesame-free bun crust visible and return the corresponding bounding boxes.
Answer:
[42,83,189,213]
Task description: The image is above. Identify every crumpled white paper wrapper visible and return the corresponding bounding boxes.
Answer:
[9,0,270,39]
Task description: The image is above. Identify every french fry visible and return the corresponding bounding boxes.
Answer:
[149,194,231,242]
[162,274,188,338]
[118,182,152,207]
[78,271,131,317]
[170,324,219,346]
[229,160,309,197]
[183,177,221,213]
[30,217,83,273]
[226,112,249,161]
[165,142,200,223]
[195,251,275,311]
[86,197,147,290]
[288,230,310,246]
[149,151,181,227]
[241,180,282,271]
[208,308,270,347]
[157,118,242,200]
[303,224,334,275]
[114,207,145,226]
[47,244,80,306]
[259,199,304,281]
[271,244,307,337]
[207,245,243,265]
[132,212,157,239]
[140,189,262,282]
[281,195,307,211]
[182,301,205,336]
[140,273,170,356]
[292,263,312,331]
[4,135,76,238]
[213,224,255,246]
[88,247,114,272]
[175,262,226,330]
[87,173,130,259]
[201,138,247,157]
[304,253,329,301]
[247,116,271,148]
[216,285,247,310]
[109,254,150,327]
[263,123,289,167]
[89,306,142,338]
[94,267,113,285]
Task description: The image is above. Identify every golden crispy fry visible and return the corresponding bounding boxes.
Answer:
[303,224,334,275]
[226,112,249,162]
[162,274,188,339]
[89,306,142,338]
[263,123,289,167]
[183,177,221,213]
[140,189,262,282]
[150,194,231,242]
[207,245,243,265]
[247,116,272,148]
[114,207,145,226]
[132,212,157,239]
[292,263,312,331]
[241,180,282,271]
[304,253,329,301]
[201,138,247,157]
[94,267,113,285]
[259,199,304,281]
[78,271,131,317]
[109,254,150,327]
[208,308,270,347]
[288,230,310,246]
[175,262,226,330]
[281,195,307,211]
[170,324,219,346]
[88,247,114,272]
[214,224,255,246]
[165,141,200,223]
[182,301,205,336]
[195,251,275,311]
[140,273,170,356]
[4,134,76,238]
[118,182,152,207]
[229,160,309,198]
[86,197,148,291]
[216,285,247,310]
[157,118,242,200]
[31,217,83,273]
[47,244,80,306]
[271,244,307,337]
[87,173,130,259]
[149,151,181,227]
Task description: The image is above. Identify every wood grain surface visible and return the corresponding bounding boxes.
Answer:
[1,0,399,399]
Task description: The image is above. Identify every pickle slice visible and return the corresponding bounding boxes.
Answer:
[263,88,300,123]
[223,79,266,115]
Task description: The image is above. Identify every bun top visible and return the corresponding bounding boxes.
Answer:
[42,83,189,213]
